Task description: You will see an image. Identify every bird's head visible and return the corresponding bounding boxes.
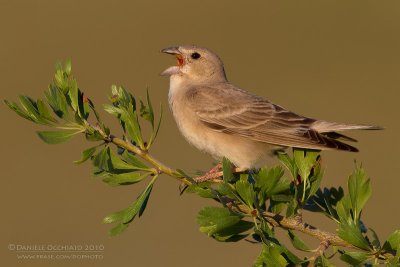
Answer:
[161,45,227,84]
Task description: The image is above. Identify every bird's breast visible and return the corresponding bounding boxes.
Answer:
[168,86,272,169]
[169,89,210,151]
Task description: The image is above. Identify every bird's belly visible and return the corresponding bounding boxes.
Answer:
[171,105,273,169]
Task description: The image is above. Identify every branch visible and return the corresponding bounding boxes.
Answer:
[95,126,358,250]
[92,124,192,186]
[93,123,400,262]
[260,210,353,248]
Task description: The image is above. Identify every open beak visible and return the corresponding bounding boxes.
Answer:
[160,46,184,76]
[161,46,181,55]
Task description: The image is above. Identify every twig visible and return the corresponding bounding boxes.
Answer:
[93,127,363,251]
[260,210,353,248]
[92,126,192,186]
[314,240,331,254]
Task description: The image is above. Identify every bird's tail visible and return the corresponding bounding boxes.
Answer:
[312,120,383,133]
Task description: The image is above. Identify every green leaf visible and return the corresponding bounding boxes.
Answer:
[287,230,311,251]
[286,196,298,217]
[217,182,237,199]
[92,147,110,170]
[222,157,235,183]
[67,79,79,112]
[18,95,40,121]
[337,217,371,250]
[314,255,335,267]
[334,165,373,250]
[102,123,110,136]
[336,195,351,223]
[139,89,154,126]
[307,164,324,198]
[383,230,400,252]
[185,184,217,198]
[37,130,79,144]
[293,148,319,181]
[122,181,154,223]
[121,150,149,170]
[197,207,240,236]
[111,84,119,97]
[103,175,157,236]
[78,91,90,120]
[387,254,400,267]
[108,147,140,170]
[277,152,298,178]
[197,207,253,241]
[85,129,104,141]
[368,228,381,250]
[270,194,292,202]
[254,244,288,267]
[4,100,35,122]
[93,147,143,172]
[112,85,135,109]
[259,219,274,238]
[254,223,303,265]
[88,98,102,124]
[103,104,121,117]
[74,146,97,164]
[102,209,126,224]
[146,89,154,126]
[109,223,129,236]
[212,220,254,242]
[44,85,69,119]
[147,103,163,148]
[101,172,151,186]
[37,99,57,124]
[348,165,372,221]
[255,166,290,197]
[235,176,256,207]
[278,244,303,265]
[54,67,69,93]
[175,169,191,179]
[269,200,286,214]
[339,251,369,266]
[74,110,84,125]
[120,104,143,148]
[64,59,72,75]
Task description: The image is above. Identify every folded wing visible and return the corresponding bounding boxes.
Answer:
[186,84,359,152]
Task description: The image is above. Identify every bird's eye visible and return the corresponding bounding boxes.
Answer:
[191,52,201,60]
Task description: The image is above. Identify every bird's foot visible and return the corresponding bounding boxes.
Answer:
[178,164,223,194]
[193,162,223,183]
[207,162,223,175]
[179,163,246,195]
[193,163,246,183]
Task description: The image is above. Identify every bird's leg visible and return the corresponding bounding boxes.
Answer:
[193,163,246,183]
[206,162,223,175]
[192,162,223,183]
[178,163,223,194]
[179,163,246,194]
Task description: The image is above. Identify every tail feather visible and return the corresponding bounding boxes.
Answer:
[322,132,358,142]
[305,130,359,152]
[312,121,383,133]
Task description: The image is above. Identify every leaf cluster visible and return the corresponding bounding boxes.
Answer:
[4,61,162,235]
[189,152,399,266]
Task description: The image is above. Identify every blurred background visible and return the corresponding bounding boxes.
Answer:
[1,1,399,266]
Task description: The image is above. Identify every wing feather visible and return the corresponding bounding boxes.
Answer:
[186,84,358,152]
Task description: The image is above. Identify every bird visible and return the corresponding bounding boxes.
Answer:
[160,45,382,171]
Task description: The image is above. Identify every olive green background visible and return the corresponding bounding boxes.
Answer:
[1,1,399,266]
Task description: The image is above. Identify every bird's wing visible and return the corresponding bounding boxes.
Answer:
[186,84,358,151]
